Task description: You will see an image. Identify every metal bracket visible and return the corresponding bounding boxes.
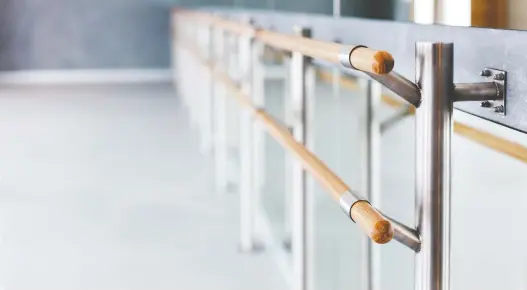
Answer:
[480,68,507,115]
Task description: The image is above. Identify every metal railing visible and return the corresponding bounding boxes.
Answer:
[172,8,508,290]
[175,10,399,245]
[316,69,527,164]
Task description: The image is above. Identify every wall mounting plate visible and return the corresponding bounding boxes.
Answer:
[481,68,507,116]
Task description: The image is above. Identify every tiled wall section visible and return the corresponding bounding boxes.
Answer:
[0,0,170,70]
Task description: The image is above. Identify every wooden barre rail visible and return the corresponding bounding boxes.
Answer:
[176,33,394,244]
[174,9,394,75]
[317,70,527,164]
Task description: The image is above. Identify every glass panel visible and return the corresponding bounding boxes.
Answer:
[450,113,527,290]
[312,69,416,290]
[310,66,365,290]
[377,87,415,290]
[258,45,293,265]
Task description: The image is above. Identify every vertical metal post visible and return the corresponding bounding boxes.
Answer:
[213,29,228,193]
[171,16,178,93]
[291,26,312,290]
[239,29,256,252]
[415,42,453,290]
[284,55,293,250]
[193,24,204,136]
[186,23,198,126]
[252,40,265,213]
[333,0,341,17]
[331,58,342,173]
[226,33,240,189]
[199,24,214,155]
[361,79,383,290]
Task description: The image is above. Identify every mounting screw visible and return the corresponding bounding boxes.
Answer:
[493,73,505,80]
[480,69,491,77]
[494,105,505,113]
[481,101,492,108]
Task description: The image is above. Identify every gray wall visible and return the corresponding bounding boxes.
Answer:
[341,0,394,19]
[0,0,170,70]
[0,0,407,71]
[221,0,398,17]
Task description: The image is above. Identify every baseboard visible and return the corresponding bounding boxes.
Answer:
[0,69,173,85]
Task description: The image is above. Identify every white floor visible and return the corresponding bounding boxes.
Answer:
[1,79,527,290]
[0,83,286,290]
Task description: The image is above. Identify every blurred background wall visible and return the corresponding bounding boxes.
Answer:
[0,0,170,70]
[0,0,406,72]
[6,0,514,72]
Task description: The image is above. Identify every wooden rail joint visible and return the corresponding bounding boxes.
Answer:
[340,191,394,244]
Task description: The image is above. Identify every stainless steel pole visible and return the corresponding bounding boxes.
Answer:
[331,51,342,176]
[199,24,214,155]
[213,29,228,193]
[415,42,453,290]
[239,31,256,252]
[225,31,240,191]
[333,0,341,17]
[285,55,293,250]
[291,26,312,290]
[251,40,265,215]
[187,24,199,129]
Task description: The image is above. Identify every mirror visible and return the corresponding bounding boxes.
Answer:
[336,0,515,30]
[182,0,523,30]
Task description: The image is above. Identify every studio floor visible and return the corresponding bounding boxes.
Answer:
[0,83,285,290]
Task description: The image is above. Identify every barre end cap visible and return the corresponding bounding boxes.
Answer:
[350,201,394,244]
[348,47,395,75]
[373,50,395,75]
[370,220,394,244]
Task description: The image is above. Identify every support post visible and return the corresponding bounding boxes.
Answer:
[285,54,293,251]
[414,42,453,290]
[252,40,265,219]
[187,23,199,128]
[214,29,228,193]
[199,23,214,155]
[291,26,312,290]
[225,31,240,190]
[239,30,256,252]
[331,48,343,174]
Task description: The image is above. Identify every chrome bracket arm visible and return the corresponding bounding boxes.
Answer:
[366,71,422,107]
[453,68,507,115]
[381,212,422,252]
[340,191,422,252]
